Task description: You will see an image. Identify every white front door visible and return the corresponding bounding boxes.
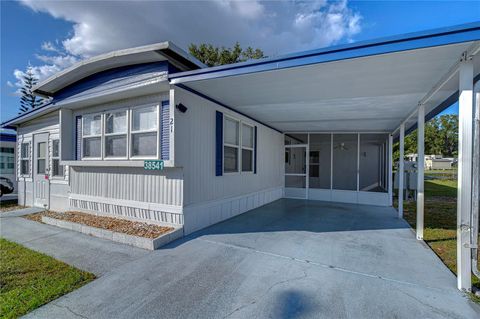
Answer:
[33,133,49,208]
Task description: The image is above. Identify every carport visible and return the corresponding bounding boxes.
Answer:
[171,23,480,292]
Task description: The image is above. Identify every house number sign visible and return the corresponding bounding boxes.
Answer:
[144,160,164,170]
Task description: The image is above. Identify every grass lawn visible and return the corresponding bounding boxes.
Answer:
[424,179,458,198]
[399,174,480,302]
[0,239,95,318]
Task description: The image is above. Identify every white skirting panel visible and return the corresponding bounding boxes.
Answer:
[308,188,332,201]
[69,195,183,227]
[357,191,389,206]
[288,188,390,206]
[284,187,307,199]
[183,187,283,235]
[331,190,358,204]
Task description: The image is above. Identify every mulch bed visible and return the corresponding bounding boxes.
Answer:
[24,211,173,239]
[0,204,25,213]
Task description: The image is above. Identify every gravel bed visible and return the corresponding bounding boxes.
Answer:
[24,211,173,238]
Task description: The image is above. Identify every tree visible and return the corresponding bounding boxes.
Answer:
[19,67,43,114]
[393,114,459,162]
[188,42,265,67]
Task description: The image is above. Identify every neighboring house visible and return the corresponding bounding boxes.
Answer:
[0,131,17,196]
[426,157,457,170]
[406,153,457,170]
[1,24,479,237]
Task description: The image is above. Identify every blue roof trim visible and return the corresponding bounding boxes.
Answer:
[170,22,480,84]
[1,101,54,128]
[176,84,283,134]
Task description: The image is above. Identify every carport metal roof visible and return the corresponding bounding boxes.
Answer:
[170,22,480,135]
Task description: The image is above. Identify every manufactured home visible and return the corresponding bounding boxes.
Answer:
[2,23,480,292]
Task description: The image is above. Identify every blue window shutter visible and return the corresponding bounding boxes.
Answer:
[216,111,223,176]
[254,126,258,174]
[161,101,170,160]
[75,116,82,160]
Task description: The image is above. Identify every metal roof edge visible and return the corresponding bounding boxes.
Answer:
[1,101,55,128]
[33,41,205,96]
[170,21,480,83]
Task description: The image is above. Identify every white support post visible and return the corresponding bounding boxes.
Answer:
[457,54,473,292]
[388,134,393,206]
[398,124,405,218]
[416,104,425,240]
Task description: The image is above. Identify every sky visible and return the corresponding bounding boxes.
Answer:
[1,0,479,122]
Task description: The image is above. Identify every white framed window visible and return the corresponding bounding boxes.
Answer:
[105,110,128,158]
[223,116,240,173]
[82,113,102,159]
[241,123,254,172]
[20,142,30,176]
[52,139,63,177]
[130,105,158,158]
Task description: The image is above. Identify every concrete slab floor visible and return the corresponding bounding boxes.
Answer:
[4,199,480,318]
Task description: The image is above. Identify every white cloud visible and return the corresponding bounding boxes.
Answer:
[12,0,362,90]
[20,0,361,57]
[40,41,60,53]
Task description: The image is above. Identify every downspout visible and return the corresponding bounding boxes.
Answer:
[471,79,480,281]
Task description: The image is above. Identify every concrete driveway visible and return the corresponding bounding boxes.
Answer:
[8,199,480,318]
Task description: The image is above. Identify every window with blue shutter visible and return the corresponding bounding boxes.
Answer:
[216,111,223,176]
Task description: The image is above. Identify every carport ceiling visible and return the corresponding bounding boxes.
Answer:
[171,24,480,133]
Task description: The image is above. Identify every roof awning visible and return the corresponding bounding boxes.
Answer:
[170,23,480,135]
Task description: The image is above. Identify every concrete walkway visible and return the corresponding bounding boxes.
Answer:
[2,200,479,318]
[0,207,147,276]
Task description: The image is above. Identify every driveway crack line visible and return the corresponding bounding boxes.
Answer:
[20,230,68,244]
[199,238,455,295]
[223,270,308,319]
[51,302,89,319]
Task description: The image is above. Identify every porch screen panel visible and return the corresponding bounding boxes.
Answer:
[359,134,388,192]
[285,147,306,174]
[332,134,358,191]
[309,134,331,189]
[285,176,306,188]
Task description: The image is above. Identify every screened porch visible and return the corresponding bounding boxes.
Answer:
[284,133,391,205]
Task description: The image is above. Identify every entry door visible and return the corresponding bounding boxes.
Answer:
[284,146,307,199]
[33,133,49,208]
